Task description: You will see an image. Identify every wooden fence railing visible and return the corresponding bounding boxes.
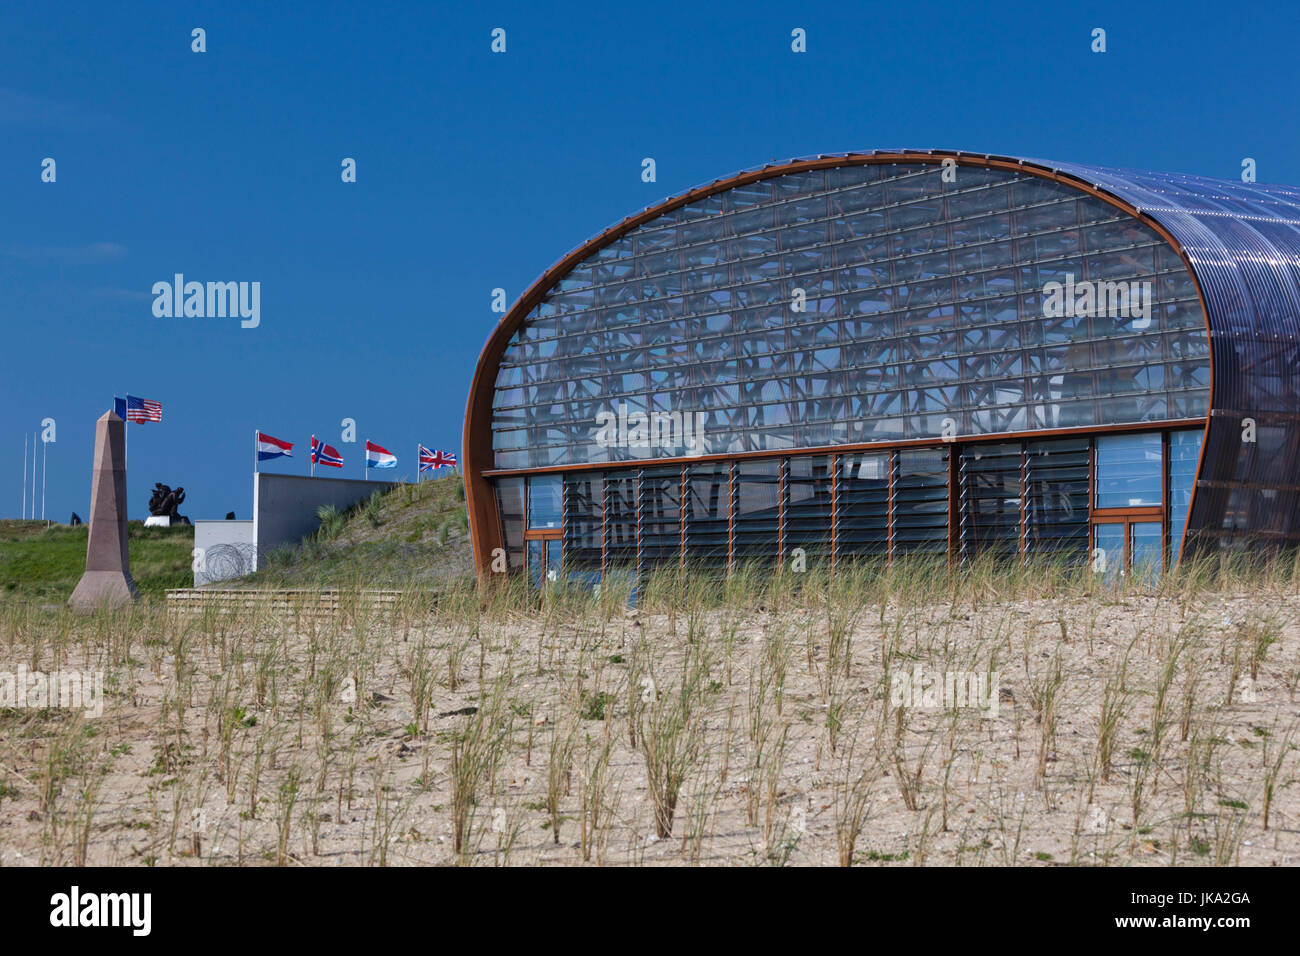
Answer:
[165,588,407,618]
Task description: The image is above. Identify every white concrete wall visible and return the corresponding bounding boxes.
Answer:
[194,520,256,585]
[252,473,400,569]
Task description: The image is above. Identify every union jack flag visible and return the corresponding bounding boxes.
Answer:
[419,445,456,473]
[125,395,162,423]
[311,435,344,468]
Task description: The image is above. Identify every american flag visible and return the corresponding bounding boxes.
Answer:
[419,445,456,473]
[125,395,162,423]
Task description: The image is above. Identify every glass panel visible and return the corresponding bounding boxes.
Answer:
[545,539,563,588]
[1095,433,1162,508]
[960,443,1022,560]
[1168,429,1202,563]
[1024,438,1089,558]
[494,477,525,571]
[786,455,832,563]
[734,460,780,563]
[1132,521,1163,583]
[1093,523,1124,583]
[605,475,638,570]
[563,473,604,573]
[639,466,683,569]
[527,474,563,529]
[686,462,731,566]
[527,539,544,592]
[894,448,949,557]
[837,452,890,560]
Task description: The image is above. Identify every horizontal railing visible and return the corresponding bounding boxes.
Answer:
[165,588,407,618]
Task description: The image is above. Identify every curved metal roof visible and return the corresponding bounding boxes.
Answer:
[523,147,1300,369]
[1034,157,1300,388]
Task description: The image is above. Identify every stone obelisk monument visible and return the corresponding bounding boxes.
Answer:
[69,410,139,609]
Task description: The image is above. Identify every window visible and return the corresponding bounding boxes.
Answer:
[639,466,683,568]
[605,474,638,569]
[959,443,1021,560]
[526,538,563,593]
[563,474,604,575]
[1095,433,1162,508]
[1024,438,1089,557]
[527,474,563,528]
[1168,429,1202,561]
[733,460,780,562]
[894,448,949,556]
[495,478,525,571]
[836,452,890,560]
[1131,522,1163,583]
[1093,522,1124,582]
[685,462,730,565]
[786,455,833,562]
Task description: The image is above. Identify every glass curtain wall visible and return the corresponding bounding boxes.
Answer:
[494,163,1209,470]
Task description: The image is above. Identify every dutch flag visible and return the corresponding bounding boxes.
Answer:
[365,440,397,469]
[256,431,293,461]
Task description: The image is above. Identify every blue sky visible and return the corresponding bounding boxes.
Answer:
[3,0,1299,519]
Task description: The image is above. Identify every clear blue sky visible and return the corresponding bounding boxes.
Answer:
[3,0,1298,520]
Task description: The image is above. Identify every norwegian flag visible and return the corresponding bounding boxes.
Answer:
[311,435,344,468]
[125,394,162,423]
[418,445,456,474]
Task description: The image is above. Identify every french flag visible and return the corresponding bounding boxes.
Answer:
[365,440,397,469]
[256,431,293,461]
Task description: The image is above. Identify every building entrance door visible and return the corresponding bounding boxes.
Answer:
[525,534,562,592]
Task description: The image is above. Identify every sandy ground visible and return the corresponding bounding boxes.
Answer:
[1,586,1298,866]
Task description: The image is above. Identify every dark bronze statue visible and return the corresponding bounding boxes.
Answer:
[147,483,190,525]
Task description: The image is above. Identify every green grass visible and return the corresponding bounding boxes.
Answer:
[1,473,472,601]
[250,473,472,589]
[0,520,194,602]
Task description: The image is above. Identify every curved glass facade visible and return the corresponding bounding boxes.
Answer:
[467,151,1300,584]
[492,162,1210,470]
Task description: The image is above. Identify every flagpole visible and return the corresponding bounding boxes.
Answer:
[254,429,258,475]
[22,433,28,520]
[41,439,47,523]
[310,436,315,478]
[30,433,36,521]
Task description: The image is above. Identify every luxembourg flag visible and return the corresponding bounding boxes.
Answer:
[365,440,397,469]
[256,431,293,461]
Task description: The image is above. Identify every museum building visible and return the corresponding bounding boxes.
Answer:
[463,150,1300,585]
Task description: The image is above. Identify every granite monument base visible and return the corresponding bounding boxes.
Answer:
[69,410,139,610]
[70,570,140,608]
